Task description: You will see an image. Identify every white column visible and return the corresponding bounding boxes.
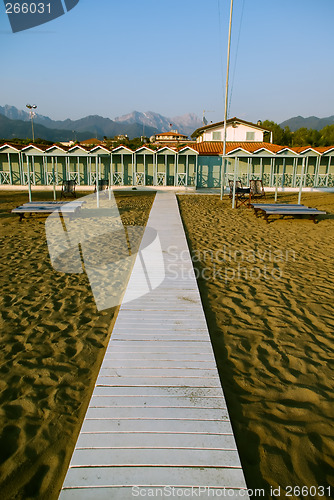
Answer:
[33,156,37,185]
[165,154,167,185]
[110,153,113,186]
[7,153,13,185]
[269,158,273,186]
[326,156,331,186]
[195,155,198,188]
[27,156,32,202]
[77,156,80,185]
[89,157,92,185]
[186,154,189,186]
[96,156,99,208]
[274,159,278,202]
[52,157,56,199]
[305,156,309,187]
[66,156,69,181]
[314,156,321,187]
[292,158,297,187]
[44,156,48,185]
[232,157,237,209]
[19,152,23,184]
[298,157,306,204]
[121,153,124,185]
[55,157,59,185]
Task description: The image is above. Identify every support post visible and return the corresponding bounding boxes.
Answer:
[298,157,306,205]
[27,156,32,202]
[274,160,278,202]
[232,157,237,209]
[96,156,99,208]
[52,158,56,200]
[7,153,13,185]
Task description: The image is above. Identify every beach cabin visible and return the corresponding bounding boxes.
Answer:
[0,144,23,184]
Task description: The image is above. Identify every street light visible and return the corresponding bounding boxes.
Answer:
[26,104,37,142]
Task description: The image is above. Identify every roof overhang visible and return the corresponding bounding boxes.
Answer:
[112,145,134,154]
[156,146,177,154]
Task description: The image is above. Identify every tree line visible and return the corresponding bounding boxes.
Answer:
[262,120,334,147]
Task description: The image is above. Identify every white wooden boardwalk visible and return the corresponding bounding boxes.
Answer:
[59,192,249,499]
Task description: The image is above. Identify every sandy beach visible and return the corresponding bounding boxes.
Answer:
[178,192,334,499]
[0,190,155,499]
[1,188,334,499]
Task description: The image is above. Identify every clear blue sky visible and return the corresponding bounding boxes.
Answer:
[1,0,334,124]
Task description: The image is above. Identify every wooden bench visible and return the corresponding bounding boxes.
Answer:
[251,203,326,223]
[12,200,85,221]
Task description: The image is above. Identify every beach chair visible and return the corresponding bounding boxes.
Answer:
[228,179,251,208]
[61,180,76,199]
[250,179,265,200]
[94,179,109,192]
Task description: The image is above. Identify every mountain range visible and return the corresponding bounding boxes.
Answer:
[0,105,202,142]
[279,115,334,131]
[1,105,334,142]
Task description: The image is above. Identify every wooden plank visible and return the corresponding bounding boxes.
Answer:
[81,418,235,434]
[75,433,236,449]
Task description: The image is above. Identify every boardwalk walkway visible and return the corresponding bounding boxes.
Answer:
[59,191,249,499]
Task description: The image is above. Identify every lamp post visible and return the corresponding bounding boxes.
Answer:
[26,104,37,142]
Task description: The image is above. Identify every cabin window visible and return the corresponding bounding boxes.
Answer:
[246,131,255,140]
[212,131,221,141]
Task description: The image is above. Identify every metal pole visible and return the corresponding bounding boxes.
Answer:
[298,157,305,205]
[232,157,237,208]
[31,115,35,142]
[220,0,233,200]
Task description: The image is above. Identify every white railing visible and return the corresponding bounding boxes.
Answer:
[157,172,166,186]
[113,172,123,185]
[0,171,11,184]
[135,172,145,186]
[177,172,187,186]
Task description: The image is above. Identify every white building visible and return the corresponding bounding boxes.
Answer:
[193,117,272,143]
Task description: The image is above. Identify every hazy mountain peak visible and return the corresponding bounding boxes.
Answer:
[114,110,202,136]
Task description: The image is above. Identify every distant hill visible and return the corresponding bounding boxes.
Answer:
[0,114,94,142]
[0,105,202,141]
[280,115,334,131]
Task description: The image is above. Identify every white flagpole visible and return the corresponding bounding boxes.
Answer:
[220,0,234,201]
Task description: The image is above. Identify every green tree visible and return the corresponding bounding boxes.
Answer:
[291,128,321,147]
[319,125,334,146]
[262,120,292,145]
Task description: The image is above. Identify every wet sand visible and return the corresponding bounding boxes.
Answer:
[0,190,155,499]
[178,192,334,500]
